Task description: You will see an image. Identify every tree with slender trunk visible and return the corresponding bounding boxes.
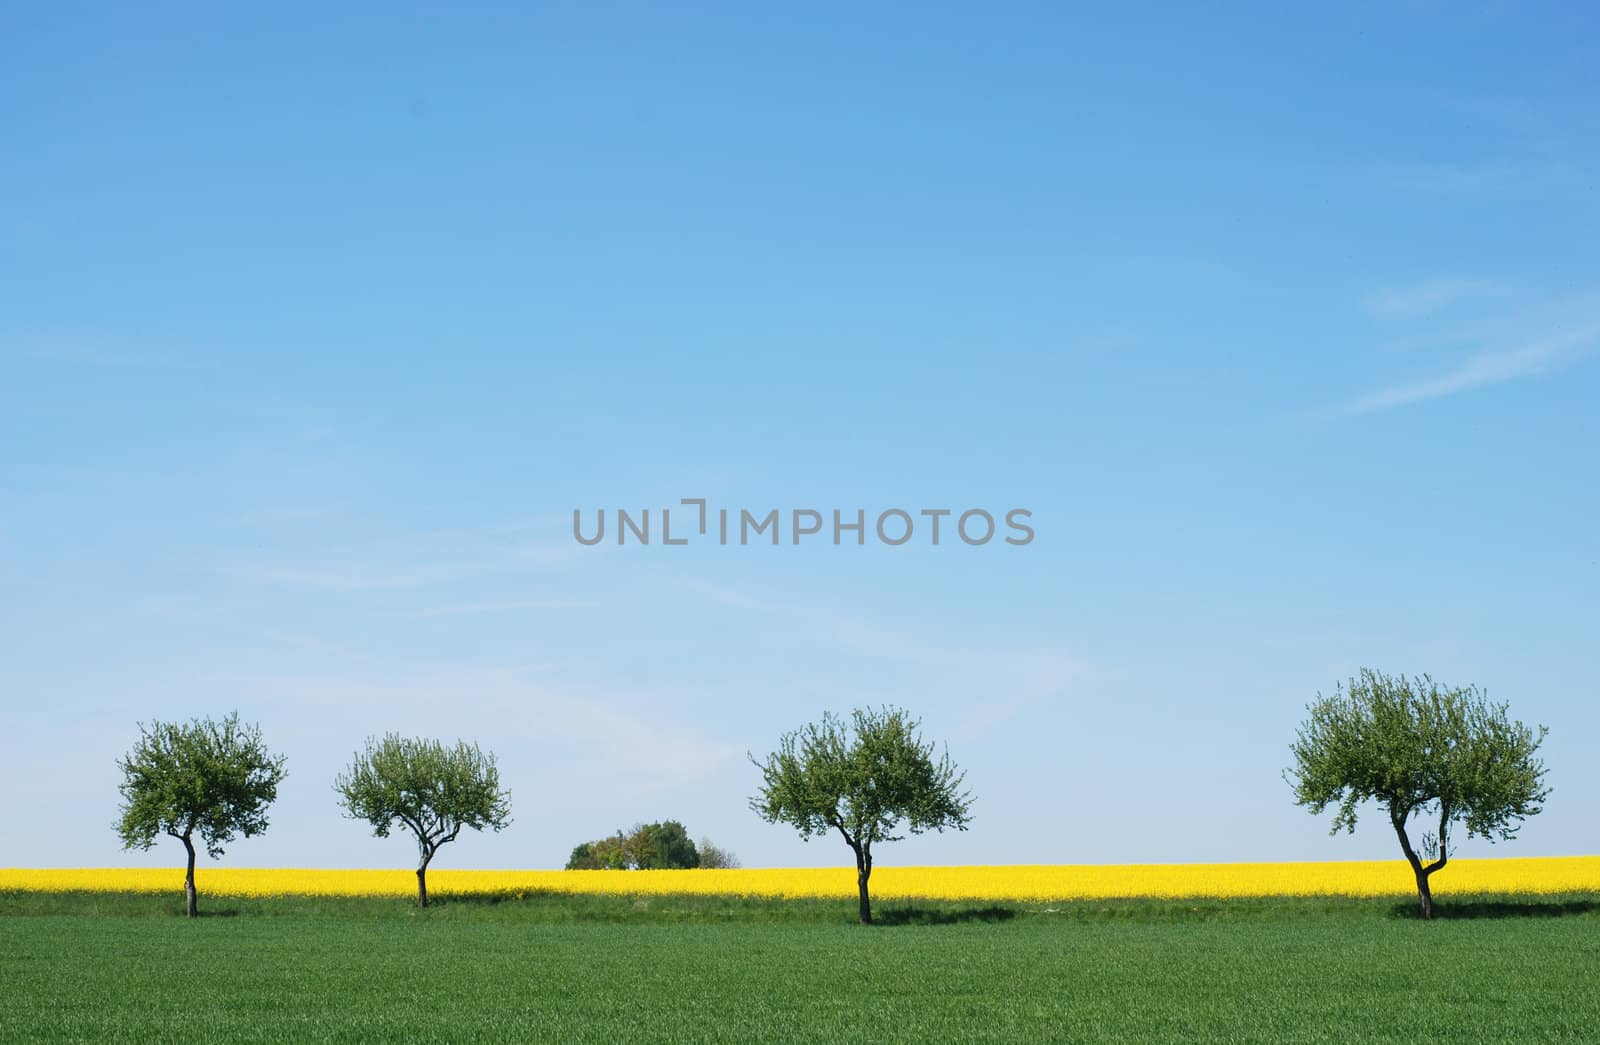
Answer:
[114,713,287,918]
[334,734,512,908]
[751,706,971,925]
[1287,669,1549,919]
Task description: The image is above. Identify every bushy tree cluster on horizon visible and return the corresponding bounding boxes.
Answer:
[566,820,703,870]
[562,821,740,870]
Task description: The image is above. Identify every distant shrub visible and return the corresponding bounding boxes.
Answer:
[697,839,740,869]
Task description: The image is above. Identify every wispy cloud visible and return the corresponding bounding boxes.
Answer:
[663,572,764,610]
[1339,320,1600,414]
[411,598,598,618]
[1113,254,1252,292]
[6,332,207,371]
[224,517,581,593]
[824,618,1086,735]
[832,624,1082,692]
[1365,278,1509,319]
[234,563,471,591]
[1382,160,1578,199]
[252,667,743,784]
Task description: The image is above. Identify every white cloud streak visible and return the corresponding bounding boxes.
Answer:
[250,667,743,785]
[1340,321,1600,414]
[1382,160,1580,199]
[411,599,598,618]
[1365,279,1507,319]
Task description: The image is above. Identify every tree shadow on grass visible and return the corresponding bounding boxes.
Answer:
[873,905,1018,927]
[1390,899,1600,920]
[428,891,558,907]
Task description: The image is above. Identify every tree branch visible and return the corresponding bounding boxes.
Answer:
[1424,802,1450,876]
[1390,804,1425,877]
[830,814,858,855]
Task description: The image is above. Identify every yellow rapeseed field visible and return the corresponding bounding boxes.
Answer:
[3,857,1596,902]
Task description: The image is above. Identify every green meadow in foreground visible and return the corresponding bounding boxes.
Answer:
[4,892,1598,1042]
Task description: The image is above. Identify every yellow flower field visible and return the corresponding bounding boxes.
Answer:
[3,857,1597,902]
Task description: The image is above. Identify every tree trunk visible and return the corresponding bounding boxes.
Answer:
[182,834,198,919]
[855,846,873,926]
[1392,815,1442,920]
[417,852,431,909]
[1413,866,1434,921]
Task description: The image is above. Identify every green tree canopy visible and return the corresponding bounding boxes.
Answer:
[631,820,699,869]
[334,734,511,907]
[114,712,287,917]
[1287,668,1549,919]
[565,821,701,870]
[566,833,631,870]
[751,706,971,924]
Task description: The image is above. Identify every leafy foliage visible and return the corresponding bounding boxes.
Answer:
[1287,668,1549,916]
[752,706,972,847]
[567,836,631,871]
[114,712,287,859]
[696,838,740,869]
[750,706,971,922]
[566,821,702,870]
[631,820,699,869]
[335,734,511,905]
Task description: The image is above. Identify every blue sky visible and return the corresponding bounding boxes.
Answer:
[3,3,1596,872]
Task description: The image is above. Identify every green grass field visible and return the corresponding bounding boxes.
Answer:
[5,891,1598,1042]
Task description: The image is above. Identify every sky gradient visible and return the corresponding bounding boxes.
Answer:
[2,3,1597,873]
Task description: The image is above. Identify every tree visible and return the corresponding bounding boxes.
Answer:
[565,821,701,870]
[566,832,631,870]
[334,734,512,908]
[750,706,972,924]
[630,820,699,869]
[114,712,287,918]
[1287,669,1549,919]
[696,838,740,869]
